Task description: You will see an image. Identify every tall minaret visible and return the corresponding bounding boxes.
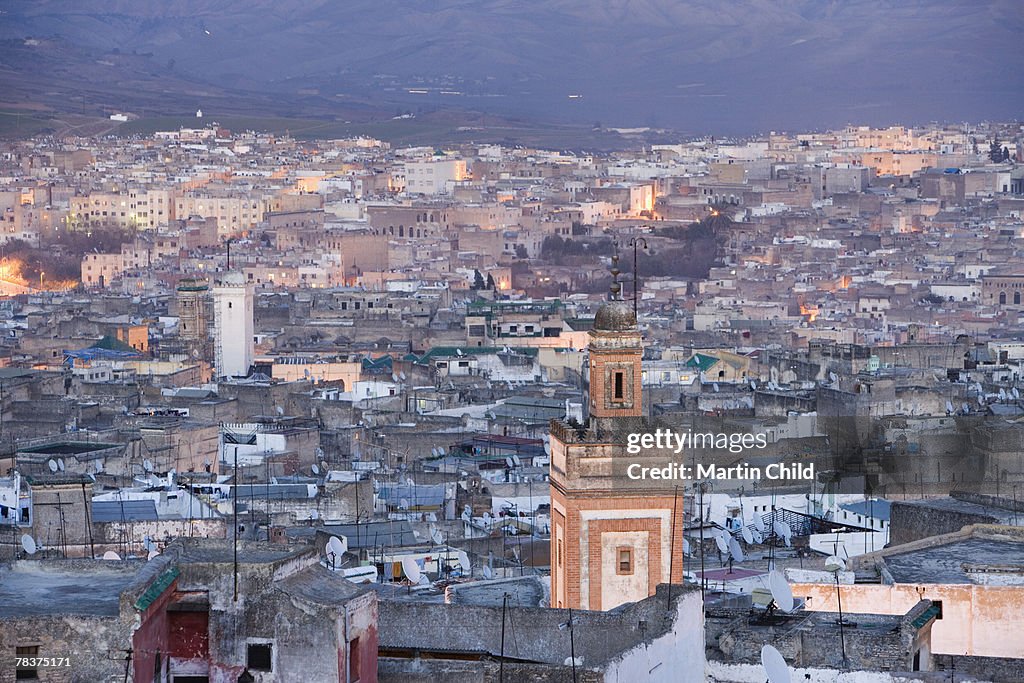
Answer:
[549,257,685,611]
[212,271,254,379]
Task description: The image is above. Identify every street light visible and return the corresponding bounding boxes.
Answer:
[39,271,45,290]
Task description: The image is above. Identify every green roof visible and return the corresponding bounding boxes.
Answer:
[91,335,139,353]
[134,566,180,612]
[685,353,720,372]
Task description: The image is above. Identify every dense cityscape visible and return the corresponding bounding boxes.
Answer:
[1,112,1024,682]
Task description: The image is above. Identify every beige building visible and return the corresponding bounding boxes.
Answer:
[789,525,1024,659]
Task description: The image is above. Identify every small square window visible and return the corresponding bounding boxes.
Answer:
[247,643,272,671]
[617,547,633,575]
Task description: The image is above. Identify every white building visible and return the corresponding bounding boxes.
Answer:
[404,158,469,195]
[212,271,254,378]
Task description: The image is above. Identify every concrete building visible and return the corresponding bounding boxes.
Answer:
[212,271,255,379]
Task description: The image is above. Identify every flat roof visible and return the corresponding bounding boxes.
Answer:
[0,562,139,618]
[885,536,1024,584]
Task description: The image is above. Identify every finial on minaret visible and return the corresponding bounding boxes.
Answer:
[609,253,622,301]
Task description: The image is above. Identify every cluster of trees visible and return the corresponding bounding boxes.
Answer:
[540,235,614,263]
[990,137,1012,163]
[471,269,496,290]
[3,225,137,284]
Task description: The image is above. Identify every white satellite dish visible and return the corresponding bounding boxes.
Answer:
[143,459,154,472]
[741,526,754,545]
[326,536,347,567]
[483,565,494,580]
[461,508,472,522]
[102,551,122,561]
[21,534,36,555]
[1013,387,1020,399]
[147,550,160,561]
[457,550,471,572]
[761,644,791,683]
[750,380,757,390]
[829,371,838,384]
[945,400,954,414]
[399,372,406,381]
[682,538,691,556]
[752,528,764,544]
[773,520,790,539]
[95,460,104,473]
[769,570,795,612]
[402,557,421,583]
[57,459,65,472]
[715,533,730,554]
[564,656,585,667]
[47,459,58,473]
[431,529,444,545]
[824,555,847,573]
[312,464,320,475]
[543,441,551,455]
[753,514,766,532]
[143,536,154,552]
[729,538,745,564]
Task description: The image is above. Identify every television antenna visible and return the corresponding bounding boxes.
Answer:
[825,555,848,662]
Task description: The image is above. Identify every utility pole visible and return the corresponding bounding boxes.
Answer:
[627,236,648,321]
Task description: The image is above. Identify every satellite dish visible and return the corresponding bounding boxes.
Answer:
[95,460,104,473]
[761,644,791,683]
[392,373,399,382]
[829,371,838,384]
[715,533,730,554]
[682,538,691,556]
[483,565,494,580]
[431,529,444,545]
[102,551,122,561]
[824,555,847,573]
[961,403,970,414]
[750,380,757,390]
[461,508,472,522]
[483,511,492,521]
[21,534,36,555]
[47,459,58,473]
[741,526,754,545]
[773,520,790,539]
[564,656,585,667]
[143,536,154,552]
[1013,387,1020,399]
[57,459,65,472]
[312,464,320,475]
[769,570,795,612]
[945,400,954,414]
[143,459,154,472]
[713,382,720,393]
[399,498,410,510]
[753,514,766,532]
[457,550,471,572]
[402,557,421,583]
[326,536,347,567]
[147,550,160,561]
[543,442,551,455]
[729,538,745,563]
[752,529,763,544]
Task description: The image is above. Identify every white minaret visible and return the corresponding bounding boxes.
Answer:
[212,271,254,378]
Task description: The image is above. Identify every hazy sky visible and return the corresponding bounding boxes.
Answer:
[3,0,1022,133]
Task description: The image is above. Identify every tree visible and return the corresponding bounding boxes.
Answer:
[515,244,528,259]
[1003,146,1011,162]
[990,137,1003,163]
[486,273,496,290]
[472,269,485,290]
